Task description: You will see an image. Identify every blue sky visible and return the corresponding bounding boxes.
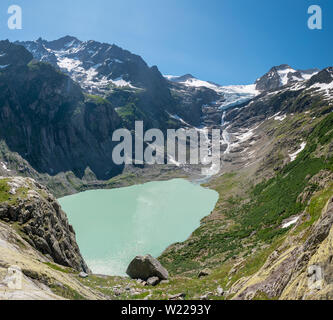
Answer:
[0,0,332,85]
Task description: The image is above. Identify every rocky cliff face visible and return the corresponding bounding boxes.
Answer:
[168,81,223,126]
[0,40,124,180]
[0,176,89,273]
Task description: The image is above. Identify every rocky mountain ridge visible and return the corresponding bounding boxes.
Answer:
[255,64,319,92]
[18,36,160,93]
[17,37,231,136]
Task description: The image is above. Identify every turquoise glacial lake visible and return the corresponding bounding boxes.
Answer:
[58,179,218,276]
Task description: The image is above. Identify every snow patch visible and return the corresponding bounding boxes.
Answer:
[268,112,287,121]
[277,67,296,86]
[282,216,299,229]
[301,70,319,80]
[274,114,287,121]
[111,77,134,88]
[166,112,192,127]
[289,142,307,162]
[57,57,81,72]
[290,82,306,91]
[56,54,134,92]
[309,81,333,99]
[1,162,11,172]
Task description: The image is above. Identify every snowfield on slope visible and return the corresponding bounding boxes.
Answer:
[289,142,307,162]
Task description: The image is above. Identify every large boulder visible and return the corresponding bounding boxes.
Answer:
[126,255,169,281]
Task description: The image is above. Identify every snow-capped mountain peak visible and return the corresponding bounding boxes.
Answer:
[255,64,319,92]
[17,37,154,94]
[41,35,81,51]
[305,67,333,100]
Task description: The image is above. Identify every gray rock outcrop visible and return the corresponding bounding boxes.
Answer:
[147,276,160,286]
[126,254,169,281]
